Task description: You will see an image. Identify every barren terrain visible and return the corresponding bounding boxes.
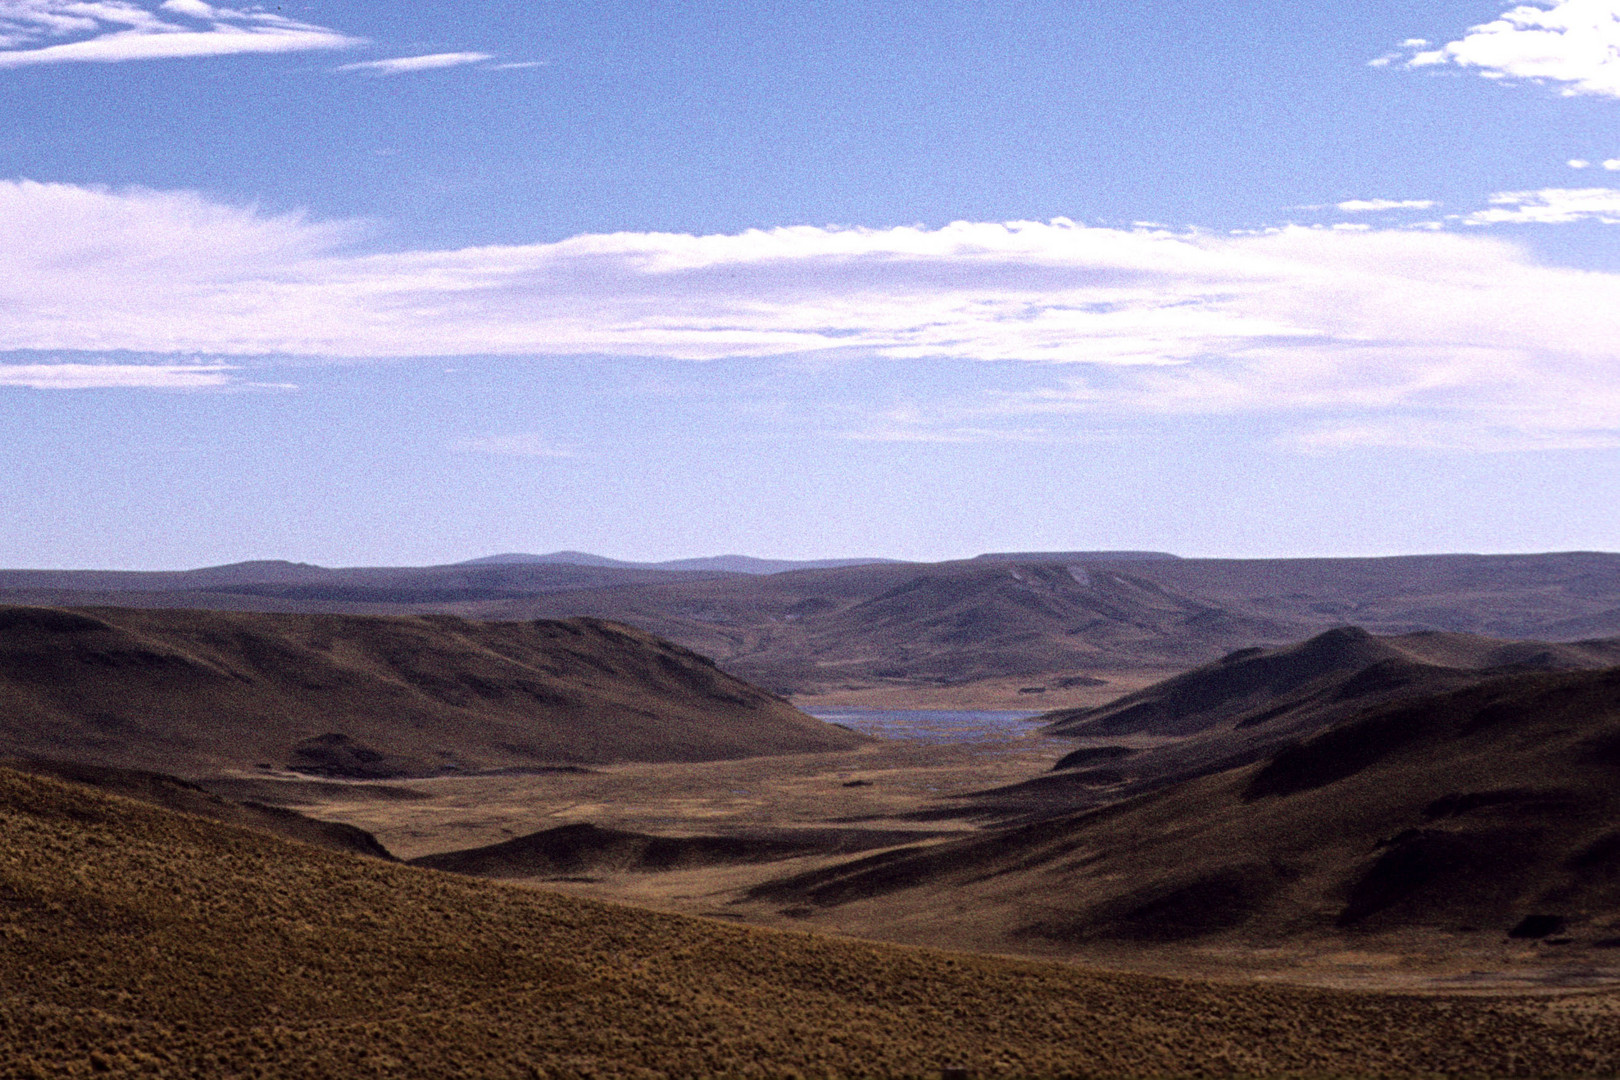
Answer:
[0,606,865,778]
[14,766,1620,1077]
[6,550,1618,703]
[10,579,1620,1074]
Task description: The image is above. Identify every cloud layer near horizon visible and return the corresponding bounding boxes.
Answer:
[4,179,1618,449]
[0,0,360,67]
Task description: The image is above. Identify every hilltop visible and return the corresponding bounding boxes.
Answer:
[0,606,866,778]
[8,765,1620,1076]
[3,551,1617,699]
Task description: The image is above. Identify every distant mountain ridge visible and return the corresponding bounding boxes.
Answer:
[460,551,903,575]
[2,550,1618,695]
[972,550,1180,562]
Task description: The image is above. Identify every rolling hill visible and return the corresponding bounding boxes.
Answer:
[972,627,1620,813]
[3,551,1616,696]
[749,664,1620,963]
[0,606,866,778]
[7,764,1620,1076]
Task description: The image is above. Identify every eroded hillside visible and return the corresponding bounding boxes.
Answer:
[0,606,866,777]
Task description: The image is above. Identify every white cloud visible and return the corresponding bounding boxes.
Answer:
[0,0,360,66]
[1466,186,1620,222]
[334,51,492,76]
[1335,198,1438,212]
[1570,158,1593,167]
[1285,419,1620,452]
[0,362,234,389]
[3,179,1620,450]
[1395,0,1620,97]
[1606,158,1620,168]
[451,433,576,458]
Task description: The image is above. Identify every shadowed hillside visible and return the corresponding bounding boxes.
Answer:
[4,551,1616,697]
[1043,626,1620,740]
[9,766,1620,1076]
[751,665,1620,960]
[0,606,867,778]
[925,627,1620,822]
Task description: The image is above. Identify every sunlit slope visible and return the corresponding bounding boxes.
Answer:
[0,606,865,777]
[7,767,1620,1077]
[758,666,1620,950]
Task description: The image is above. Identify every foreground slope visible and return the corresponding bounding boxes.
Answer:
[0,606,865,777]
[7,767,1620,1077]
[753,665,1620,960]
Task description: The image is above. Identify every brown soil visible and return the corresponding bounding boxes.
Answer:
[792,668,1177,711]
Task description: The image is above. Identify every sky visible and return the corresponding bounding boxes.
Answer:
[2,0,1618,568]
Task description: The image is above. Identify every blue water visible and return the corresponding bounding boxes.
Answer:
[805,708,1047,744]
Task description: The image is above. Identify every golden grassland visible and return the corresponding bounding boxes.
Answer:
[9,769,1620,1077]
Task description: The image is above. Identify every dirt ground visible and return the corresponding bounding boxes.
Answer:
[789,668,1178,710]
[228,731,1068,860]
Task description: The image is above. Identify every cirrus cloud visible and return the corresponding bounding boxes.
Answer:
[1335,198,1437,212]
[0,361,234,389]
[334,51,493,76]
[0,0,362,67]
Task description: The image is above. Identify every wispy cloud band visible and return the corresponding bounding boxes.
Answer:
[1466,186,1620,223]
[0,361,234,389]
[3,179,1619,450]
[334,52,493,76]
[0,0,360,67]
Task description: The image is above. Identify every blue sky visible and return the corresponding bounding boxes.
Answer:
[2,0,1618,568]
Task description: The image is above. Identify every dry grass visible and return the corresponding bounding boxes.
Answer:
[8,767,1620,1077]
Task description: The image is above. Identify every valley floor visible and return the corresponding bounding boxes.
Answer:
[215,714,1620,996]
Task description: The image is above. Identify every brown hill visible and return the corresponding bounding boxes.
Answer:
[409,821,926,878]
[1043,626,1620,741]
[0,606,866,778]
[5,551,1617,696]
[929,628,1620,822]
[0,757,397,860]
[9,765,1620,1076]
[750,665,1620,960]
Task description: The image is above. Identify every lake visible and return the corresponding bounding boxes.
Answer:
[803,708,1049,744]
